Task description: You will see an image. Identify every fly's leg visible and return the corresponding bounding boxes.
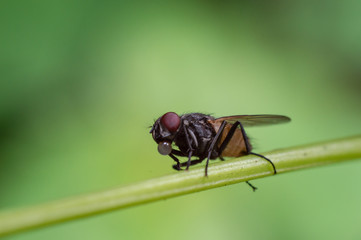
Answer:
[218,120,277,174]
[246,181,257,192]
[248,152,277,174]
[172,159,204,170]
[205,121,227,176]
[217,120,277,191]
[171,149,186,157]
[183,125,194,170]
[169,153,181,170]
[217,121,258,191]
[170,125,195,171]
[169,149,188,170]
[237,121,277,174]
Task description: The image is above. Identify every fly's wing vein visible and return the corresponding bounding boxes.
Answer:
[210,115,291,127]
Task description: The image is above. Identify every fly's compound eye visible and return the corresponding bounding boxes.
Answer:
[160,112,180,132]
[158,141,172,155]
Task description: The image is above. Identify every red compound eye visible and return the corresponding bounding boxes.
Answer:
[160,112,180,132]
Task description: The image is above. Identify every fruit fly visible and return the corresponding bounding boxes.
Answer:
[150,112,290,190]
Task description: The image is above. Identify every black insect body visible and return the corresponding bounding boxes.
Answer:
[150,112,290,190]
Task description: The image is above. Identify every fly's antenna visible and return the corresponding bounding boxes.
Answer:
[149,125,155,133]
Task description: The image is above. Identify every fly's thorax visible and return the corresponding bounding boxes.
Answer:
[173,113,217,158]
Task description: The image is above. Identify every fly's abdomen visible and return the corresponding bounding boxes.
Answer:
[211,122,250,157]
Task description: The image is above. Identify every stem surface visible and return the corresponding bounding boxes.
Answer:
[0,135,361,237]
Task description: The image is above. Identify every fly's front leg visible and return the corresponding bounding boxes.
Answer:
[169,149,188,170]
[183,124,195,170]
[172,158,204,170]
[169,153,181,170]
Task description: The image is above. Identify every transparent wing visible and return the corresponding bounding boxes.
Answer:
[211,114,291,127]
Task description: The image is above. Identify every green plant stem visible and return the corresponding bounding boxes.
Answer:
[1,135,361,237]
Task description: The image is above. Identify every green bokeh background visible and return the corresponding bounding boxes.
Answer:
[1,1,361,240]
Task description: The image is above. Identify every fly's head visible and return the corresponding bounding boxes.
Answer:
[150,112,181,155]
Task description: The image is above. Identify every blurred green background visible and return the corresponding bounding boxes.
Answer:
[1,1,361,240]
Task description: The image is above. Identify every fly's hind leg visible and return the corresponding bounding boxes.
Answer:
[216,122,258,191]
[236,121,277,174]
[217,120,277,191]
[246,181,257,192]
[218,120,277,175]
[248,152,277,174]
